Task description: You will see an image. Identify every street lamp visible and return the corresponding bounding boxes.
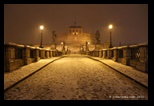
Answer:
[61,41,65,51]
[39,25,44,48]
[108,24,113,48]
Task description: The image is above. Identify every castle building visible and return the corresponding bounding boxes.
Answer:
[69,25,83,35]
[62,23,94,53]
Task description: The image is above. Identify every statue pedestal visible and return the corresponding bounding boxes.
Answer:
[94,44,101,51]
[50,43,56,50]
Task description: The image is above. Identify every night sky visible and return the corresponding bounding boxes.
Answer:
[4,4,148,46]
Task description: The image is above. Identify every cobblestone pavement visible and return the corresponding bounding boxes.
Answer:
[4,54,148,100]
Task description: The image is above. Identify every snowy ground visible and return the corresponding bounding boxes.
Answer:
[4,54,148,100]
[87,56,148,87]
[4,57,63,90]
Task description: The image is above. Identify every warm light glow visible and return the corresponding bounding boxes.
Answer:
[40,25,44,30]
[109,24,113,29]
[61,42,63,44]
[88,42,90,44]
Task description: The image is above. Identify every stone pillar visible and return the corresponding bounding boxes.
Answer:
[101,50,103,58]
[97,50,99,57]
[57,51,59,56]
[39,49,45,59]
[113,48,118,61]
[46,50,49,58]
[103,50,107,58]
[24,46,30,65]
[34,48,40,61]
[4,45,15,71]
[42,50,45,58]
[138,46,147,63]
[39,49,42,59]
[138,45,148,72]
[52,50,56,57]
[122,47,130,65]
[107,49,111,59]
[99,50,103,57]
[49,50,52,58]
[45,51,47,58]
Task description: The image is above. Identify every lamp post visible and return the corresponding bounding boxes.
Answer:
[85,42,88,51]
[39,25,44,48]
[61,41,65,51]
[86,42,90,51]
[65,45,68,54]
[88,42,90,51]
[109,24,113,48]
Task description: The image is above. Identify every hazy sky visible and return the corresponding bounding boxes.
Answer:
[4,4,148,46]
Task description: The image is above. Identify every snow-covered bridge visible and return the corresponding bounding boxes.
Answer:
[4,54,148,100]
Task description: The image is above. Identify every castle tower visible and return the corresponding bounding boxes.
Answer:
[68,22,83,35]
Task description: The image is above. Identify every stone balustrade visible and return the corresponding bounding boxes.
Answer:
[4,42,63,72]
[88,43,148,72]
[4,42,148,73]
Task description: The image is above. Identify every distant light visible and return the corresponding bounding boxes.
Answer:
[109,24,113,29]
[88,42,90,44]
[61,42,63,44]
[46,48,50,50]
[40,25,44,30]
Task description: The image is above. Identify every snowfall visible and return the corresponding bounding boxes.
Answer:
[4,54,148,100]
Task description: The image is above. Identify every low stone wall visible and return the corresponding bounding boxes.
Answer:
[88,43,148,72]
[8,59,24,72]
[4,42,63,72]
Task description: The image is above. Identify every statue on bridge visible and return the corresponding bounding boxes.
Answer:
[52,31,57,43]
[94,30,101,51]
[50,31,57,50]
[95,30,100,44]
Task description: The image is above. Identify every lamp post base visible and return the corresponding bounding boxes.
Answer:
[39,45,43,48]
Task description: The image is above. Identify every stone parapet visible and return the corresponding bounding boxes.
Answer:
[4,42,63,72]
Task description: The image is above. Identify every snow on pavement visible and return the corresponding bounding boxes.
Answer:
[4,54,148,100]
[4,57,63,90]
[87,56,148,87]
